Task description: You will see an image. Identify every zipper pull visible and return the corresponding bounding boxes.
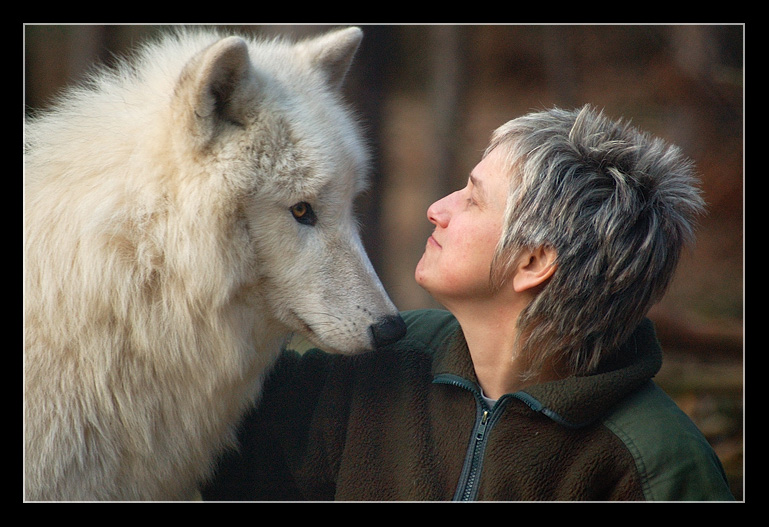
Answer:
[476,410,489,441]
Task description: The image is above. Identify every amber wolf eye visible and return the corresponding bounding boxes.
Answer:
[290,202,317,226]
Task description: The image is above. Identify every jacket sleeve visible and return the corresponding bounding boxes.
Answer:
[602,382,735,501]
[201,349,337,501]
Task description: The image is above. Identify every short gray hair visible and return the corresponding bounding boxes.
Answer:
[487,105,705,377]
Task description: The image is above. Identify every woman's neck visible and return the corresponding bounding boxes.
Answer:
[448,298,530,399]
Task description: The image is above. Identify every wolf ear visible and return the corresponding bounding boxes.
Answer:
[176,36,255,148]
[296,27,363,90]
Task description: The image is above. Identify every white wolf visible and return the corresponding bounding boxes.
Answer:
[24,26,405,501]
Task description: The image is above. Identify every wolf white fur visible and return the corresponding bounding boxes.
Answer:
[24,27,404,500]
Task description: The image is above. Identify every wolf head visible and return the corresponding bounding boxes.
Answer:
[163,27,405,354]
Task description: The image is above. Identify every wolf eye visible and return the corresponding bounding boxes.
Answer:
[290,202,317,226]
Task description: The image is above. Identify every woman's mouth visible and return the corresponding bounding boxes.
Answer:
[427,235,442,249]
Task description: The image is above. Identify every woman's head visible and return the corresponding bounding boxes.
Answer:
[488,105,705,376]
[415,146,510,306]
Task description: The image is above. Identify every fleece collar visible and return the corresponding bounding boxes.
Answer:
[431,318,663,428]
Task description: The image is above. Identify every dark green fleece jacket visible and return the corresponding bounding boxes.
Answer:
[202,310,733,501]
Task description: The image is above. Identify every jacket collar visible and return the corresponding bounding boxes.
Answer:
[431,318,663,428]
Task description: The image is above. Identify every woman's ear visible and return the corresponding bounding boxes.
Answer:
[512,245,557,293]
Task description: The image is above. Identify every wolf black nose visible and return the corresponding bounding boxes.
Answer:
[370,314,407,349]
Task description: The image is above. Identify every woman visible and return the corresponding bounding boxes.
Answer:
[202,105,734,501]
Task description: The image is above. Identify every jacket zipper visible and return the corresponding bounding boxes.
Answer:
[434,374,507,501]
[457,409,490,501]
[434,373,587,500]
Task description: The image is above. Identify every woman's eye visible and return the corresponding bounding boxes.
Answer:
[290,202,317,226]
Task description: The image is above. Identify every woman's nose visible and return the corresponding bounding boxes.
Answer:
[427,191,456,228]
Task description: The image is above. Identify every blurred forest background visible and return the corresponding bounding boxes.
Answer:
[24,24,744,500]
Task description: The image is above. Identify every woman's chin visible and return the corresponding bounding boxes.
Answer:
[414,257,431,290]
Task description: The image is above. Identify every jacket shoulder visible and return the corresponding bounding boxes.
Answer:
[602,381,734,501]
[284,309,457,356]
[397,309,459,352]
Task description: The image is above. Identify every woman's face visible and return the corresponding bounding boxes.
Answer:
[415,147,509,306]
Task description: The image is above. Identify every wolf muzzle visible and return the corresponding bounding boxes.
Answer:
[370,315,407,349]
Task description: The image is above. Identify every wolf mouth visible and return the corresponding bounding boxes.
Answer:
[288,310,339,351]
[289,310,317,339]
